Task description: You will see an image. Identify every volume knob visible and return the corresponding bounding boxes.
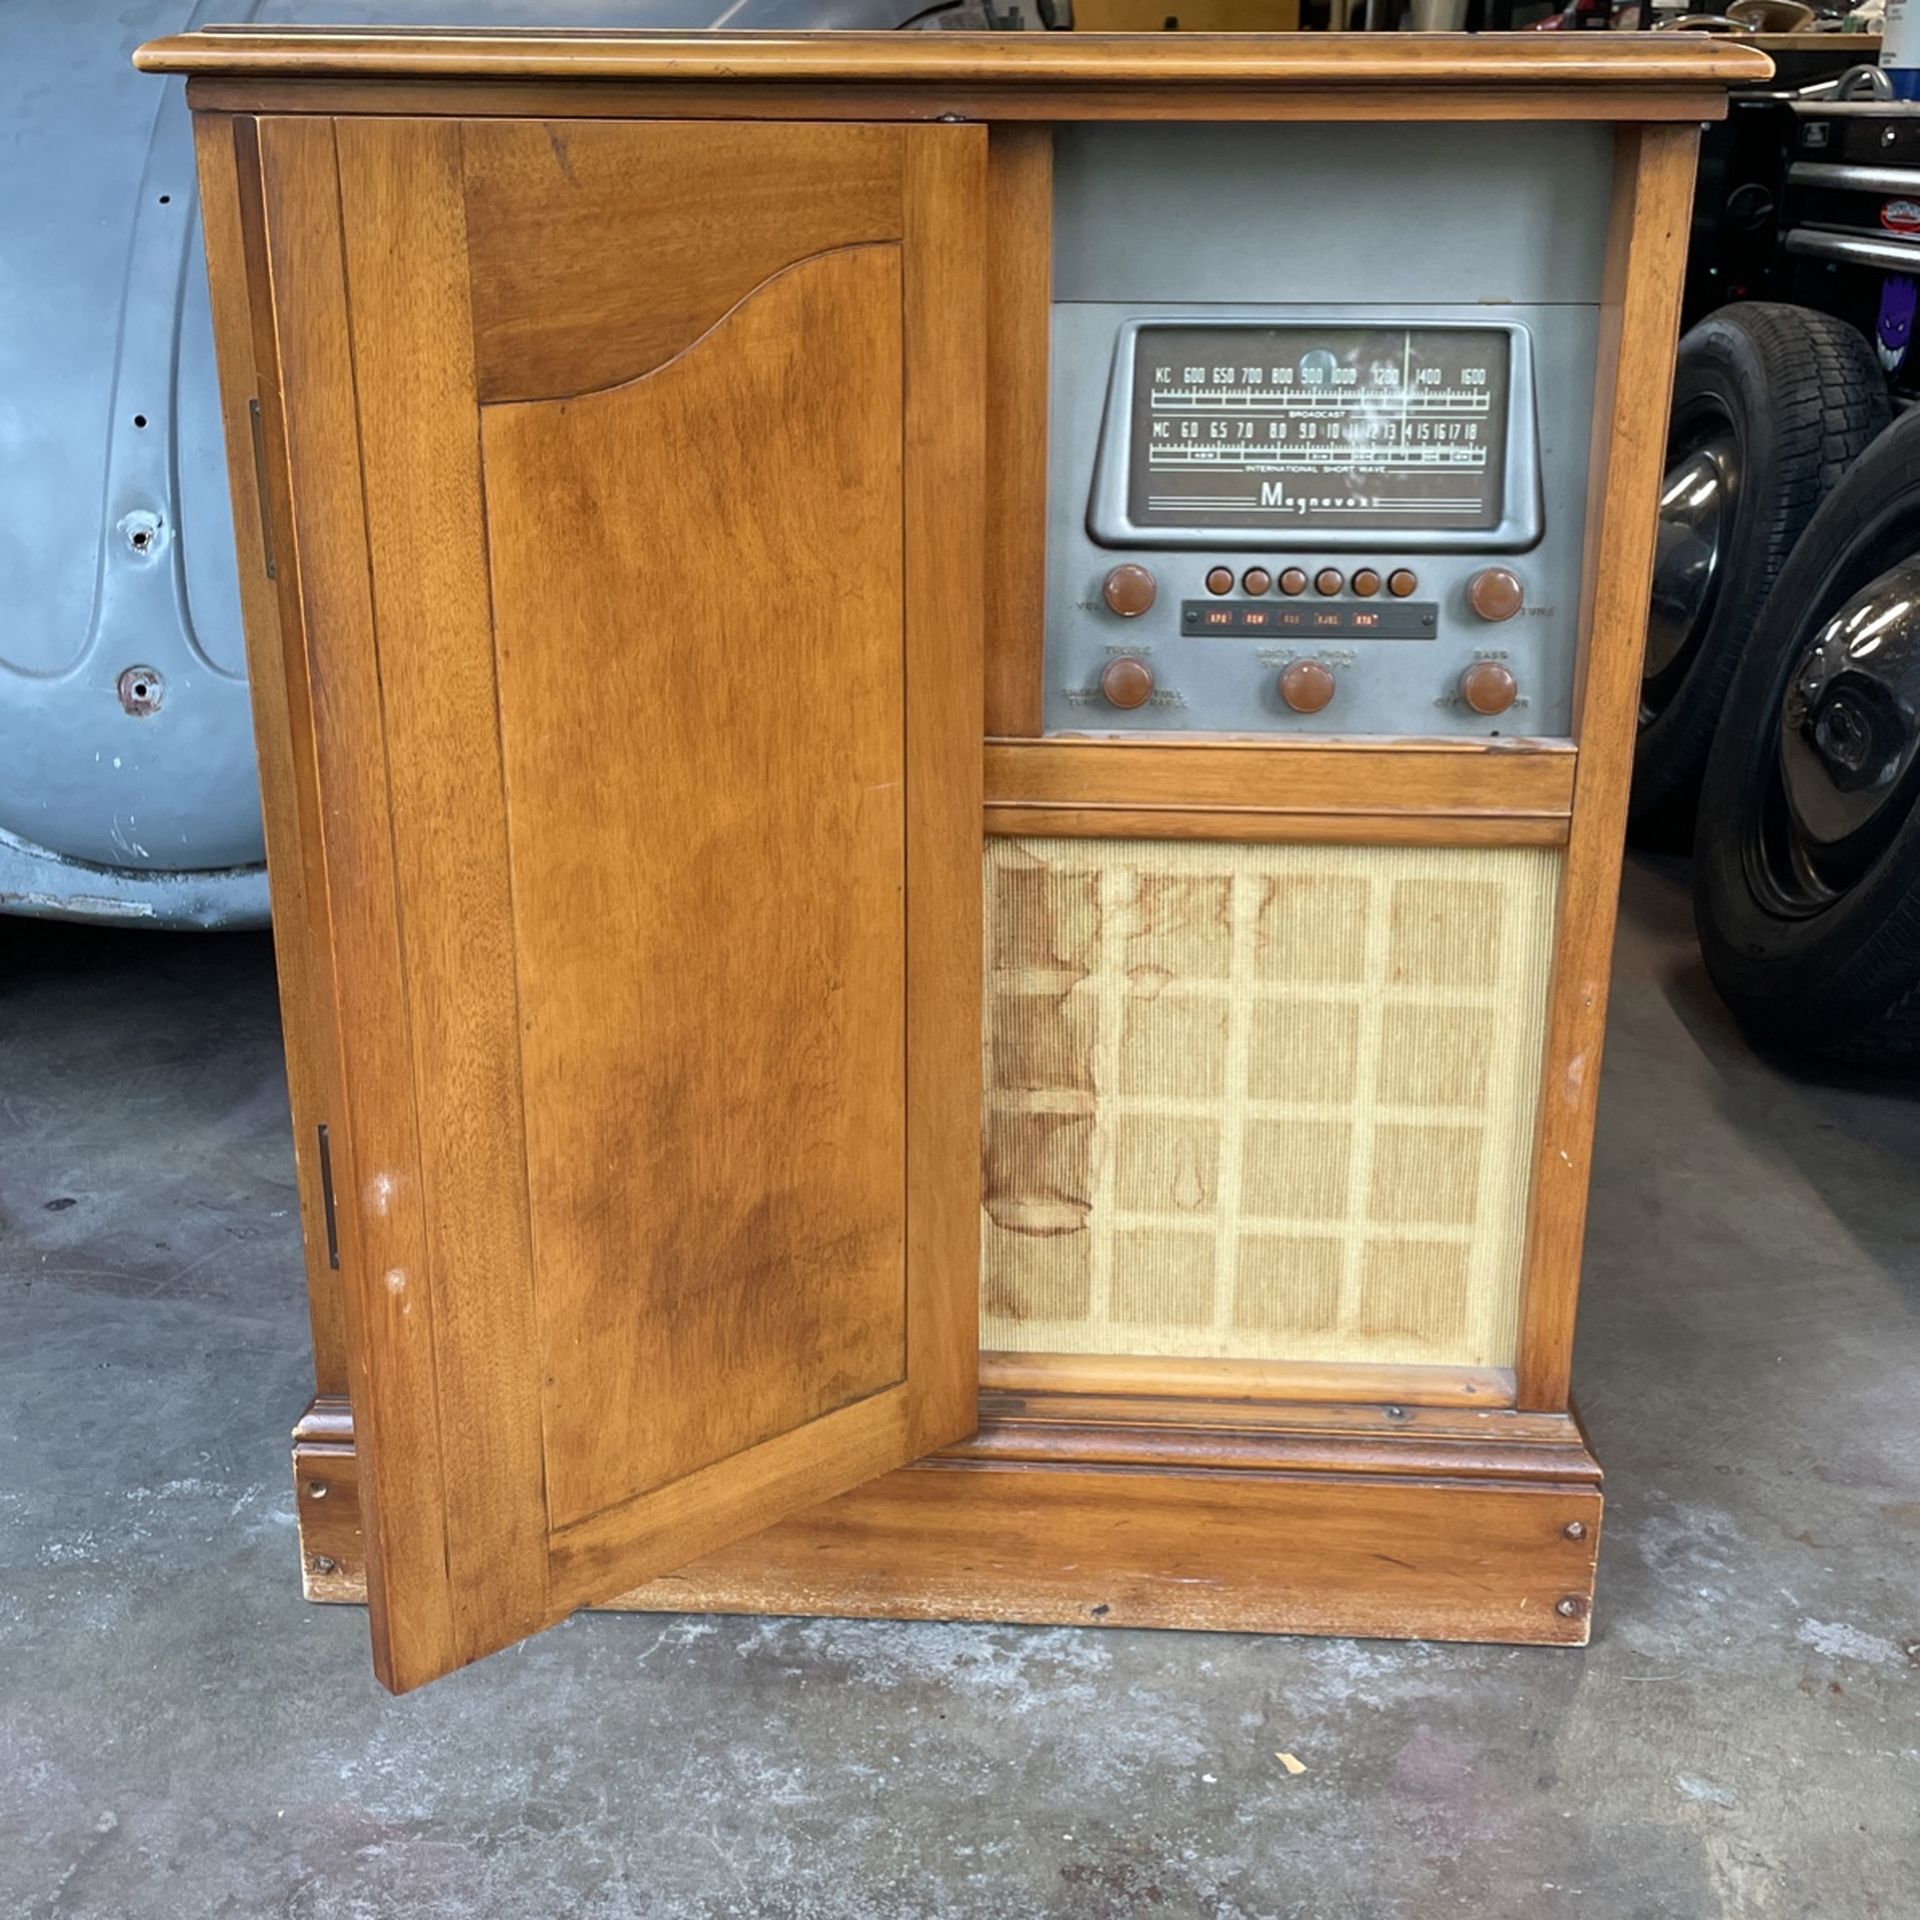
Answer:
[1101,656,1156,710]
[1102,564,1157,618]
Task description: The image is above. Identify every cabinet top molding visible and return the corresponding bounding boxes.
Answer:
[135,28,1773,93]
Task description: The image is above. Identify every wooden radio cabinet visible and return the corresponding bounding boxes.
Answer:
[137,26,1769,1692]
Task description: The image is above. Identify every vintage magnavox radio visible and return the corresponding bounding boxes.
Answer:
[139,26,1769,1690]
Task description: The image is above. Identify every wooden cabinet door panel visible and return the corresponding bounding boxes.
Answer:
[482,241,911,1531]
[246,112,985,1691]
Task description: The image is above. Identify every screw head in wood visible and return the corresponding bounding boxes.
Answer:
[309,1555,337,1575]
[1563,1520,1586,1540]
[306,1481,329,1500]
[1555,1594,1586,1618]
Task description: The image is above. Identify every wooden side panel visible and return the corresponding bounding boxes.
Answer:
[982,126,1051,739]
[900,125,990,1456]
[459,118,903,402]
[255,115,461,1691]
[191,113,348,1395]
[480,244,913,1530]
[1515,125,1700,1410]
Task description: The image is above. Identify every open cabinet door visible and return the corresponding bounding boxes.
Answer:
[233,113,985,1692]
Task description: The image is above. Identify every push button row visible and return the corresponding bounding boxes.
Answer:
[1201,565,1421,600]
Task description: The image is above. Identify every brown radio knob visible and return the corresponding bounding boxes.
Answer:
[1279,567,1309,596]
[1388,568,1419,598]
[1205,566,1235,596]
[1459,660,1518,716]
[1102,564,1157,618]
[1101,656,1156,710]
[1279,660,1337,715]
[1242,567,1271,596]
[1351,568,1381,598]
[1315,568,1344,597]
[1466,568,1525,622]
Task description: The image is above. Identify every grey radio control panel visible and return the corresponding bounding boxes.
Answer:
[1046,302,1597,740]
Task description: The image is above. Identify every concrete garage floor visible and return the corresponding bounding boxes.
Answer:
[1,858,1916,1920]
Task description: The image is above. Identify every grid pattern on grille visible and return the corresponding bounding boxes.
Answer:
[980,838,1562,1368]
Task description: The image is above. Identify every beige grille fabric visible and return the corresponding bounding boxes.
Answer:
[981,838,1562,1369]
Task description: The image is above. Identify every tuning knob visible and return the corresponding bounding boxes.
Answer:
[1102,564,1157,618]
[1466,568,1524,622]
[1279,660,1337,714]
[1459,660,1518,716]
[1101,656,1155,710]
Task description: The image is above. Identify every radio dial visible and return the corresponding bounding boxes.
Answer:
[1101,656,1156,710]
[1102,564,1157,617]
[1279,660,1337,715]
[1459,660,1518,716]
[1467,568,1524,622]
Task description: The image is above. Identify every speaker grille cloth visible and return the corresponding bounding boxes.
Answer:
[981,838,1561,1368]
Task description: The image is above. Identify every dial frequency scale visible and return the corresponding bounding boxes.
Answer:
[138,26,1768,1691]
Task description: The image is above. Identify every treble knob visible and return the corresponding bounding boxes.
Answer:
[1101,656,1155,710]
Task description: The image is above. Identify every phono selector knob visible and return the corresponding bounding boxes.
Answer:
[1101,656,1156,710]
[1459,660,1518,716]
[1466,568,1524,622]
[1279,660,1337,714]
[1102,564,1157,618]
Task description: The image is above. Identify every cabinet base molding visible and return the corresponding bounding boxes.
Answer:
[292,1394,1602,1646]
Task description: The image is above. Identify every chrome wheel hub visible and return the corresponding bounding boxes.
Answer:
[1777,561,1920,900]
[1645,435,1735,697]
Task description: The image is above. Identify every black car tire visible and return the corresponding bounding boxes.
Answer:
[1632,304,1889,848]
[1694,411,1920,1059]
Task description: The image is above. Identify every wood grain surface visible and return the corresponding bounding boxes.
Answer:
[461,119,902,402]
[139,28,1773,93]
[1515,126,1701,1412]
[243,113,986,1689]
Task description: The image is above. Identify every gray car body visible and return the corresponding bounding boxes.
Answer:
[0,0,969,928]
